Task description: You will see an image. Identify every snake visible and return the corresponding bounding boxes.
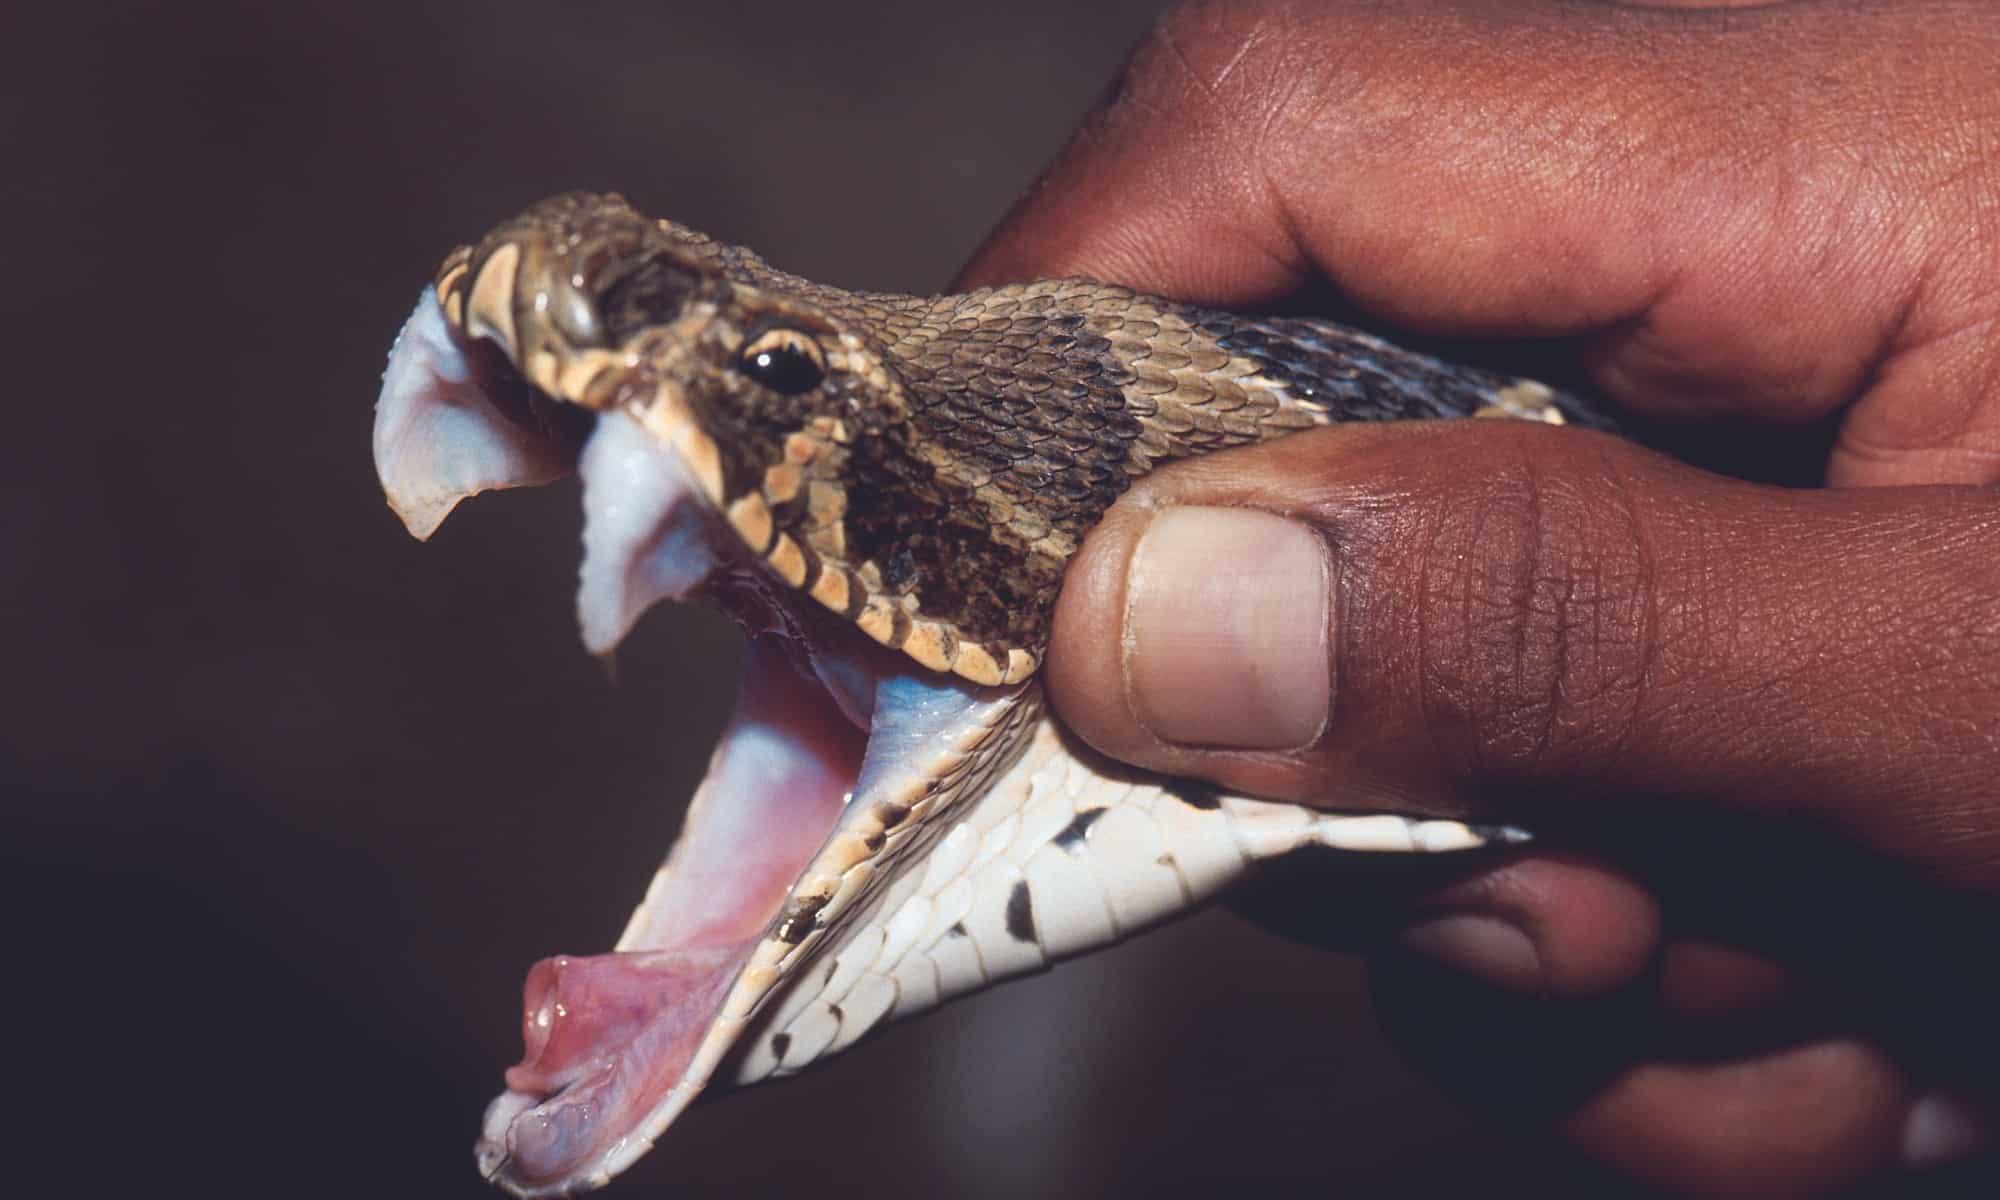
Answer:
[373,192,1623,1196]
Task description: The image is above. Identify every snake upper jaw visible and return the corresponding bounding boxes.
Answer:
[375,289,585,540]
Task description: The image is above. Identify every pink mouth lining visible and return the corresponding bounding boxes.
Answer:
[486,638,869,1186]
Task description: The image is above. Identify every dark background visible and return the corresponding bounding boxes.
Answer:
[1,3,1683,1196]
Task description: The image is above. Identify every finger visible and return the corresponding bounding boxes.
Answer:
[1561,1045,1913,1197]
[1370,953,1916,1196]
[1391,854,1662,998]
[1043,420,2000,889]
[1243,845,1804,1017]
[1224,848,1662,996]
[1379,950,2000,1193]
[958,0,2000,477]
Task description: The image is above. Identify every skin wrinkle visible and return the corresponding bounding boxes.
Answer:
[1152,7,1258,104]
[1120,6,1314,298]
[1749,156,1881,405]
[1486,455,1554,774]
[1458,448,1650,779]
[1416,465,1477,779]
[1619,139,1872,413]
[1491,450,1551,773]
[1158,4,1316,274]
[1843,302,2000,482]
[1596,445,1658,768]
[1406,475,1449,783]
[1521,454,1563,774]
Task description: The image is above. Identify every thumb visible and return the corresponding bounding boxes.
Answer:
[1045,420,2000,890]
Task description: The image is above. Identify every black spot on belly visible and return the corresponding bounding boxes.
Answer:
[1053,806,1107,851]
[771,1033,791,1060]
[1005,879,1036,943]
[1168,781,1220,811]
[947,921,968,938]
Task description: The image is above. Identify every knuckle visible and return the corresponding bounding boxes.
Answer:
[1403,432,1659,781]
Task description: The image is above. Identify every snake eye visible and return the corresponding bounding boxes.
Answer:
[738,327,827,395]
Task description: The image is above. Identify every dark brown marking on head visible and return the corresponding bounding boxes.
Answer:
[682,350,846,513]
[763,289,1157,657]
[895,302,1143,532]
[836,453,1055,648]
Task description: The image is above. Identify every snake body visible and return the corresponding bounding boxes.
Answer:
[373,192,1618,1194]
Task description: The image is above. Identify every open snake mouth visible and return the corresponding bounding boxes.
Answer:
[377,289,1036,1195]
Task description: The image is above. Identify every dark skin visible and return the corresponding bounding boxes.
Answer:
[958,1,1999,1195]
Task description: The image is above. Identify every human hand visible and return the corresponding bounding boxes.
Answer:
[959,1,2000,1194]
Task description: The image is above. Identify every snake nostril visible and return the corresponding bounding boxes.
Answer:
[596,253,702,345]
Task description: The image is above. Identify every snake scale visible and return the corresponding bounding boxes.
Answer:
[373,192,1621,1195]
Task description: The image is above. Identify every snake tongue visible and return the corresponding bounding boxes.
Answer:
[373,291,578,540]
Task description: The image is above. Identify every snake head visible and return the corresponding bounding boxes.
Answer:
[401,191,1071,684]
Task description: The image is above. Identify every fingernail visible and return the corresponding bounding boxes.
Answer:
[1395,916,1544,993]
[1902,1090,1995,1169]
[1123,506,1331,749]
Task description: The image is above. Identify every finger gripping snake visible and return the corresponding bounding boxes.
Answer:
[373,192,1620,1195]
